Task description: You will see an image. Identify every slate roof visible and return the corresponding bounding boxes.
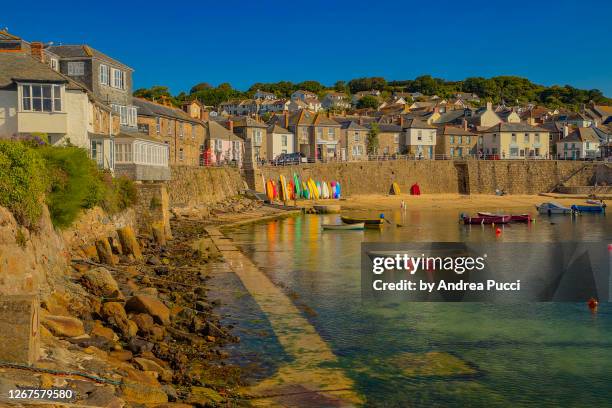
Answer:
[368,123,402,132]
[206,120,242,141]
[267,124,292,134]
[338,120,368,130]
[438,125,476,136]
[435,109,467,124]
[133,98,199,123]
[561,127,601,143]
[0,52,86,91]
[47,45,133,70]
[482,122,549,133]
[403,118,436,129]
[231,116,268,128]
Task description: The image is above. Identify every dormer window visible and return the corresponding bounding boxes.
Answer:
[21,84,62,112]
[67,62,85,76]
[99,64,110,86]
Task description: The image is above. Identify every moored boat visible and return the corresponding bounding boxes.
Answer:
[536,202,573,214]
[322,222,365,230]
[340,216,385,227]
[477,212,532,222]
[571,204,605,213]
[462,214,511,224]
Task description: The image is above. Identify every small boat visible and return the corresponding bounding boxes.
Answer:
[477,212,531,223]
[586,199,606,207]
[341,216,385,227]
[322,222,365,230]
[462,215,511,225]
[536,202,573,215]
[571,204,605,213]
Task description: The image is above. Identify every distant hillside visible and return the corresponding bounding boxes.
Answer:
[134,75,612,109]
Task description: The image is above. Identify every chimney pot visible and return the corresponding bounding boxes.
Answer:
[228,120,234,132]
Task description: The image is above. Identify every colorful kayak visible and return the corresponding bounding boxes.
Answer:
[462,215,511,224]
[390,182,401,195]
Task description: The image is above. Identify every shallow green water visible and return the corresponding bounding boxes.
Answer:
[222,207,612,407]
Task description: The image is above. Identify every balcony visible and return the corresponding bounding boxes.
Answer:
[17,111,67,134]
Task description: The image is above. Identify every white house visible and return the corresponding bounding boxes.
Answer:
[401,118,437,158]
[321,92,350,110]
[266,124,294,160]
[254,89,276,100]
[291,89,318,102]
[556,127,601,159]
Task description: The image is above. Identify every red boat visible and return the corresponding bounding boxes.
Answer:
[462,214,511,224]
[477,212,532,223]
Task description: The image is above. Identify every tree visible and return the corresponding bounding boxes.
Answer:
[357,95,379,109]
[189,82,212,94]
[367,123,380,155]
[348,77,387,93]
[133,86,178,105]
[297,80,324,93]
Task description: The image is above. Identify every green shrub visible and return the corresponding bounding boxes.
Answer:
[0,141,47,227]
[101,176,138,214]
[40,146,106,228]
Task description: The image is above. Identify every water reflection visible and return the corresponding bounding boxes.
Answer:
[224,208,612,406]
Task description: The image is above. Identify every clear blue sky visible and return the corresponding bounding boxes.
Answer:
[4,0,612,96]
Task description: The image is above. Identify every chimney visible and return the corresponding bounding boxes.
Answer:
[283,111,289,128]
[228,120,234,132]
[201,110,209,121]
[563,125,569,137]
[486,101,492,111]
[31,42,44,62]
[462,118,468,130]
[358,116,363,126]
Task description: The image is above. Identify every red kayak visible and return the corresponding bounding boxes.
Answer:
[463,214,511,224]
[477,212,531,223]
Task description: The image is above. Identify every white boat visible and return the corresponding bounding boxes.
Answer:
[536,202,573,214]
[322,222,365,230]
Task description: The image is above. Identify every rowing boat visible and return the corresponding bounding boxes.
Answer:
[571,204,605,213]
[536,202,573,214]
[477,212,532,223]
[340,216,384,226]
[322,222,365,230]
[462,215,511,224]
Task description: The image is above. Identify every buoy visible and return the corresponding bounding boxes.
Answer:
[495,227,502,235]
[588,297,598,312]
[379,213,385,219]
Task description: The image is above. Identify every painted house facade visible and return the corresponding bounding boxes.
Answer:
[266,124,294,160]
[481,122,550,159]
[435,125,477,158]
[556,127,600,159]
[402,118,437,158]
[339,120,368,161]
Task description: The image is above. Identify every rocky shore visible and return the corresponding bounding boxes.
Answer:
[0,196,280,407]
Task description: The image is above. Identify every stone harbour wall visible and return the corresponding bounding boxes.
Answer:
[257,160,591,195]
[167,166,245,207]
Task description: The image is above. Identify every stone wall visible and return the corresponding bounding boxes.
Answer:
[167,166,245,207]
[258,160,592,195]
[134,183,172,238]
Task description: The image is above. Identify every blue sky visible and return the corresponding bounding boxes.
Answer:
[4,0,612,95]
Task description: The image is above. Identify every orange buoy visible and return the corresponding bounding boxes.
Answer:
[588,297,598,312]
[495,227,502,235]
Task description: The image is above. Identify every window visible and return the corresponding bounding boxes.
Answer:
[50,58,59,71]
[524,133,529,143]
[128,106,137,127]
[354,132,360,142]
[328,128,334,138]
[21,84,62,112]
[510,147,519,157]
[111,68,125,89]
[511,133,517,143]
[535,133,540,143]
[317,128,323,138]
[417,130,422,140]
[449,136,455,144]
[457,147,463,157]
[179,122,184,139]
[214,139,223,152]
[254,130,263,145]
[114,143,133,163]
[466,136,471,144]
[179,148,184,161]
[450,147,454,157]
[99,64,110,85]
[167,120,173,136]
[281,135,287,146]
[67,62,85,76]
[394,134,399,143]
[189,124,194,139]
[156,118,161,134]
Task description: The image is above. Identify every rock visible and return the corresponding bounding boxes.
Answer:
[125,296,170,326]
[101,302,132,338]
[137,287,158,297]
[108,236,123,255]
[90,320,118,342]
[154,404,193,408]
[187,386,223,405]
[194,301,210,312]
[141,276,152,285]
[393,352,477,377]
[95,238,116,266]
[147,256,161,266]
[128,338,154,354]
[42,315,85,338]
[125,266,139,277]
[149,325,166,341]
[133,358,173,382]
[152,222,167,246]
[81,267,122,298]
[130,313,155,335]
[41,291,71,316]
[83,244,99,261]
[109,350,133,362]
[190,238,219,260]
[117,226,143,261]
[120,381,167,405]
[161,384,178,402]
[81,386,124,408]
[154,266,170,276]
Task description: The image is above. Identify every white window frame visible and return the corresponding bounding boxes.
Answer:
[281,134,287,147]
[99,64,110,86]
[50,58,59,71]
[67,61,85,76]
[111,68,125,89]
[20,83,63,112]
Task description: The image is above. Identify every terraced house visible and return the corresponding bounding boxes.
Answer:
[133,98,205,167]
[435,125,477,158]
[228,117,268,165]
[481,122,550,159]
[338,120,368,161]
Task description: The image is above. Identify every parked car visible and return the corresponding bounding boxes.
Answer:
[274,152,305,165]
